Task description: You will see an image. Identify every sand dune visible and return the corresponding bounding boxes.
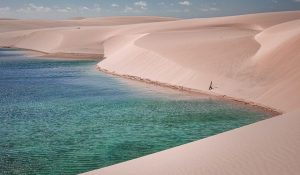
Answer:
[84,110,300,175]
[1,11,300,175]
[0,16,177,33]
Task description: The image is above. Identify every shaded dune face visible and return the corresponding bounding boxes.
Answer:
[252,20,300,111]
[134,27,260,74]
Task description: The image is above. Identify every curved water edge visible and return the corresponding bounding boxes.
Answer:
[97,66,281,116]
[0,48,276,174]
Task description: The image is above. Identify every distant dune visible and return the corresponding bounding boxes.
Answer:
[1,11,300,175]
[0,18,17,20]
[0,16,178,33]
[69,17,86,20]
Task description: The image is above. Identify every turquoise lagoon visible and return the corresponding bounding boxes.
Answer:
[0,49,272,174]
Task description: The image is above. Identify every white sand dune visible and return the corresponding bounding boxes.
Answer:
[85,110,300,175]
[1,11,300,175]
[0,16,178,33]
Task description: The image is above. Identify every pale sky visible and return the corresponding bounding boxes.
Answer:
[0,0,300,19]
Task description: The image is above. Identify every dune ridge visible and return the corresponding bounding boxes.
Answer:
[1,11,300,175]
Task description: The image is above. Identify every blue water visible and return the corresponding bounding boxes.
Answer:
[0,49,272,174]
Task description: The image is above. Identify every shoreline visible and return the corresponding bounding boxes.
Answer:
[0,46,282,116]
[0,47,104,60]
[97,66,282,116]
[42,52,104,60]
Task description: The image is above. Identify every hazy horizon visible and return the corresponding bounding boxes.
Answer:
[0,0,300,19]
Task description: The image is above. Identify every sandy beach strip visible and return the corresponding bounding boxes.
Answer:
[97,65,282,116]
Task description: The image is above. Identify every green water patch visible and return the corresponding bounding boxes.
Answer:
[0,49,273,174]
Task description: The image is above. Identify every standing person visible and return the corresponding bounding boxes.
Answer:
[209,81,213,90]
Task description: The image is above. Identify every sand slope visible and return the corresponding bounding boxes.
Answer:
[84,110,300,175]
[97,11,300,112]
[1,11,300,175]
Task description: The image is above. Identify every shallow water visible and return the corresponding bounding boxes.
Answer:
[0,49,272,174]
